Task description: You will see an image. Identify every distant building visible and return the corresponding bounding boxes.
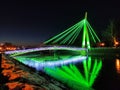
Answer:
[0,42,17,53]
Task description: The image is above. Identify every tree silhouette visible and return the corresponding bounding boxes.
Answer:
[102,19,120,47]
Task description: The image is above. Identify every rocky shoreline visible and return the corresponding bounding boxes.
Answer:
[0,54,68,90]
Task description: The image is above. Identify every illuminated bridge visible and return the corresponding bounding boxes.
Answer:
[5,12,102,89]
[5,46,87,56]
[44,12,101,49]
[5,12,101,56]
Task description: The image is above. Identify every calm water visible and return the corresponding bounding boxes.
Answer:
[93,54,120,90]
[13,52,120,90]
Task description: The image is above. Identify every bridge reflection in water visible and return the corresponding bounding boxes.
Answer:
[116,59,120,74]
[4,12,104,89]
[44,56,102,90]
[6,48,102,90]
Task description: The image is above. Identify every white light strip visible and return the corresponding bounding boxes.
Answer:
[5,46,87,55]
[17,56,87,71]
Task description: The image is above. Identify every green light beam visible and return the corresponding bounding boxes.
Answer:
[70,26,83,44]
[87,21,101,42]
[44,12,101,48]
[82,19,87,48]
[55,20,84,45]
[70,64,87,85]
[89,60,102,86]
[44,57,102,89]
[60,26,78,44]
[88,56,91,72]
[67,23,83,45]
[87,21,96,43]
[52,26,77,44]
[44,19,84,44]
[86,27,91,48]
[83,60,89,82]
[44,24,76,44]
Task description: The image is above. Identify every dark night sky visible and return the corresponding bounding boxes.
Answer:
[0,0,120,46]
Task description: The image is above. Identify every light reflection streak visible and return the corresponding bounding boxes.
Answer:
[44,56,102,89]
[13,56,87,70]
[115,59,120,74]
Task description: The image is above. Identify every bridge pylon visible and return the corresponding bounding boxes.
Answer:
[82,12,90,48]
[44,12,101,48]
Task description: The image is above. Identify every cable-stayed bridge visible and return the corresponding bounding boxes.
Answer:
[44,12,100,49]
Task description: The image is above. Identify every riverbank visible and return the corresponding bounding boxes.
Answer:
[88,47,120,56]
[0,54,68,90]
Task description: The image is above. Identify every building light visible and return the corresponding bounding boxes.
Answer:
[115,41,119,45]
[100,43,105,46]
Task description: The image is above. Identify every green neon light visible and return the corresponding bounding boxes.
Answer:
[67,24,83,44]
[86,28,91,48]
[82,19,86,48]
[88,56,91,71]
[70,26,83,44]
[44,19,84,44]
[87,21,101,42]
[44,25,74,44]
[44,57,102,89]
[87,21,96,43]
[61,26,79,44]
[52,26,76,44]
[67,29,78,44]
[44,12,101,48]
[81,13,87,48]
